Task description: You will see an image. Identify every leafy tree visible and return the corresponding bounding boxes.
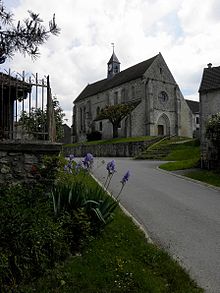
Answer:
[95,102,139,138]
[19,97,65,141]
[0,0,60,63]
[206,112,220,146]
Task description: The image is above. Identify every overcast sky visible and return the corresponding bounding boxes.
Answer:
[5,0,220,125]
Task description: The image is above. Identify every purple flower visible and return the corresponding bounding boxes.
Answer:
[121,171,130,185]
[82,153,94,169]
[106,160,116,174]
[69,154,74,161]
[64,163,72,174]
[75,161,82,173]
[84,153,93,162]
[67,161,72,168]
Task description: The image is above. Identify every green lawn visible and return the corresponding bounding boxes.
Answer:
[185,170,220,187]
[64,135,154,147]
[21,199,203,292]
[160,158,200,171]
[157,139,200,171]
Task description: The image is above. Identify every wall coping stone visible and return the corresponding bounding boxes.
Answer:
[0,141,62,153]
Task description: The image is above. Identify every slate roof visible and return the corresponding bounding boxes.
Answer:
[108,51,120,64]
[199,66,220,92]
[185,99,199,114]
[75,54,158,103]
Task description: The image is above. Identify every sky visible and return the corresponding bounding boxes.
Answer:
[4,0,220,125]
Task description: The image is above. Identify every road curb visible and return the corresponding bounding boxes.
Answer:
[90,173,153,244]
[157,166,220,192]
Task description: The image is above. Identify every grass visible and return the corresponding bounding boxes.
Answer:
[185,170,220,187]
[160,158,200,171]
[134,137,200,170]
[64,136,154,147]
[20,184,203,292]
[150,138,201,171]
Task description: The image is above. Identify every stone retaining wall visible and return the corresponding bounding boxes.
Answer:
[63,138,161,158]
[0,142,61,184]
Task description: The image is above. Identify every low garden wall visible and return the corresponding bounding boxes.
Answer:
[63,137,161,158]
[0,141,62,184]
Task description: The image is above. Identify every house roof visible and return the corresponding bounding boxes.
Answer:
[0,72,32,99]
[185,99,199,114]
[74,54,158,103]
[199,66,220,92]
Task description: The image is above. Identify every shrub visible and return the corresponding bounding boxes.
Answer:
[59,208,92,253]
[0,184,69,291]
[86,131,102,141]
[206,112,220,146]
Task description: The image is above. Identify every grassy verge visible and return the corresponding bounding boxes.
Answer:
[64,135,154,147]
[21,199,203,292]
[185,170,220,187]
[157,139,200,171]
[160,158,200,171]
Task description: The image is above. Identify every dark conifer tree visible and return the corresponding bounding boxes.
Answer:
[0,0,60,63]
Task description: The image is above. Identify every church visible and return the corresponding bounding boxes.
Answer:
[72,51,193,142]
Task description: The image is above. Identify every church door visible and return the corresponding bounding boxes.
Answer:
[158,125,164,136]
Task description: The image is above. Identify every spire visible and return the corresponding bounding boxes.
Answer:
[107,43,120,79]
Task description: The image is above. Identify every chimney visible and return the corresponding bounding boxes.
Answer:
[207,63,212,68]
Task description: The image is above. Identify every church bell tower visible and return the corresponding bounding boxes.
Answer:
[107,44,120,79]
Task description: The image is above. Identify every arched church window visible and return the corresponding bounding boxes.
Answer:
[80,108,83,131]
[158,91,168,104]
[114,92,118,104]
[121,88,125,103]
[83,107,86,132]
[96,106,100,116]
[106,93,110,105]
[99,121,102,131]
[131,85,135,99]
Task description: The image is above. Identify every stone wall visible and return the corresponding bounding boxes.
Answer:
[0,142,61,184]
[63,137,161,158]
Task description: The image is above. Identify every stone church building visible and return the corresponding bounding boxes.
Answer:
[72,52,193,142]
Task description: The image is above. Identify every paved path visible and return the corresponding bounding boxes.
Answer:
[92,158,220,293]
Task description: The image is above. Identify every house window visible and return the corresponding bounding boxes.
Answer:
[114,92,118,104]
[196,116,199,124]
[160,67,162,74]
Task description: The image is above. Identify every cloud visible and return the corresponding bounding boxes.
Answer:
[4,0,220,125]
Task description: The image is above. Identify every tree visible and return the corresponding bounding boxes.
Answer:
[19,97,65,141]
[0,0,60,63]
[95,101,139,138]
[206,112,220,146]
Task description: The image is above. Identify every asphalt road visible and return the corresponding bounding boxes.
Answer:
[91,157,220,293]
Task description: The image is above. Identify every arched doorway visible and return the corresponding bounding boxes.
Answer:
[157,114,170,136]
